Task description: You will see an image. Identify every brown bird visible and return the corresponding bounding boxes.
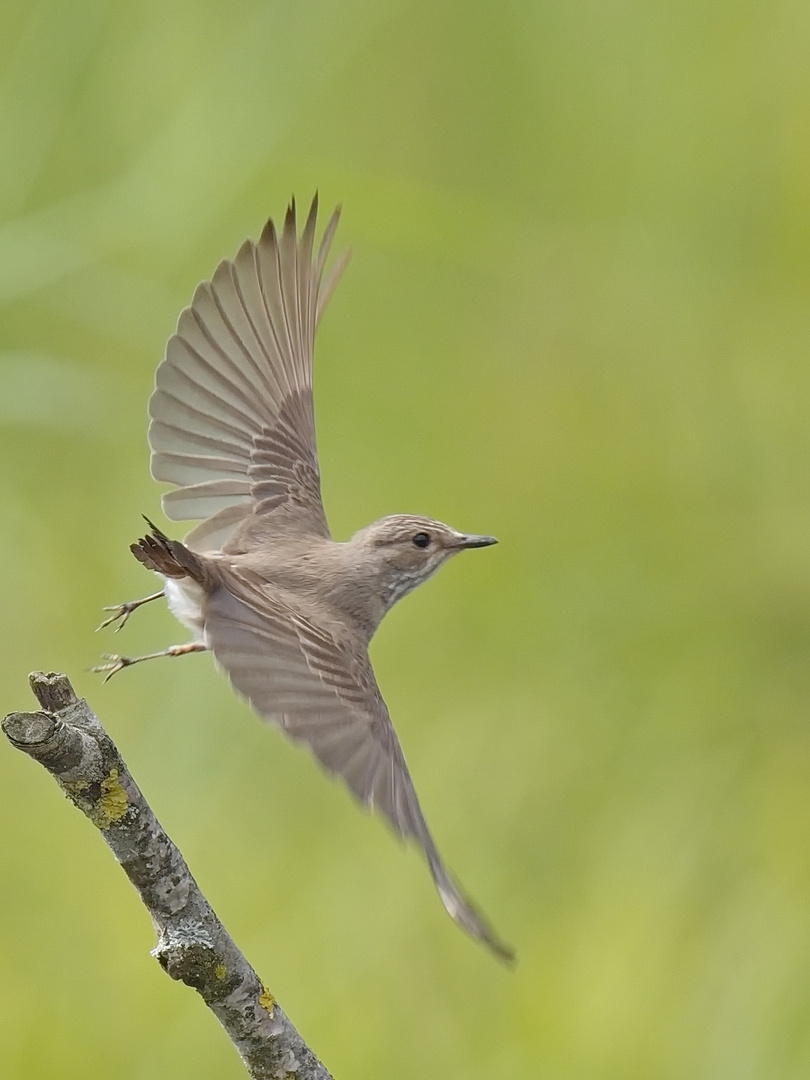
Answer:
[96,196,513,962]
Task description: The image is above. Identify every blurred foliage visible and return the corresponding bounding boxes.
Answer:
[2,0,810,1077]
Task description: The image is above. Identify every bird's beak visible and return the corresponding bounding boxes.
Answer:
[458,534,498,549]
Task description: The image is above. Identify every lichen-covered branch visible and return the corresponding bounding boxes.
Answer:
[3,672,333,1080]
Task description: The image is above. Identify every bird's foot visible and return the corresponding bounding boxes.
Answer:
[91,641,208,682]
[91,653,136,682]
[96,591,164,632]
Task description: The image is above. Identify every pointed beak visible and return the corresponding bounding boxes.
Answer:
[458,534,498,549]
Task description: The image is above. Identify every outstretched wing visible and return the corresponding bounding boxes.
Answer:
[204,567,514,962]
[148,196,349,552]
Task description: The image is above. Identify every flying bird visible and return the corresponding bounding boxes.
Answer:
[96,197,513,962]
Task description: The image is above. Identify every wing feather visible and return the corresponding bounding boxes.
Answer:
[149,196,347,549]
[202,568,514,961]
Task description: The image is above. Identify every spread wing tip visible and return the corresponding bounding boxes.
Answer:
[428,850,515,964]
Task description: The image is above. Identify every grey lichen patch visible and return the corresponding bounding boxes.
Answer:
[60,776,92,813]
[62,777,89,796]
[169,918,214,949]
[154,920,238,998]
[154,866,191,912]
[273,1048,300,1077]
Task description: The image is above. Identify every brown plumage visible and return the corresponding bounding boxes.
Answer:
[106,197,512,962]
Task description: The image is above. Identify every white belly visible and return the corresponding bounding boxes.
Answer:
[164,578,206,639]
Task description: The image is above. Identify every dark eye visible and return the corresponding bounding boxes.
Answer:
[412,532,431,549]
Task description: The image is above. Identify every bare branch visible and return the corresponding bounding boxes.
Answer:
[3,672,333,1080]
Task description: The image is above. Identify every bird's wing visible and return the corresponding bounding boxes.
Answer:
[148,196,349,552]
[203,567,513,962]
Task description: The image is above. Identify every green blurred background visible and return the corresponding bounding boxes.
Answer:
[2,0,810,1076]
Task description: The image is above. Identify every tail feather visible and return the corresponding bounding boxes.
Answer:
[131,518,206,582]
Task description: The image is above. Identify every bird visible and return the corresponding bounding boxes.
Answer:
[95,196,513,962]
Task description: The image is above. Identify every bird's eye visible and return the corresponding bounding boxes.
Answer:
[412,532,431,549]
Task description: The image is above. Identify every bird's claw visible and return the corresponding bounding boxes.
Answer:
[96,602,139,633]
[90,654,133,683]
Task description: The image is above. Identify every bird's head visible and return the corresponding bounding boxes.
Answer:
[349,514,497,612]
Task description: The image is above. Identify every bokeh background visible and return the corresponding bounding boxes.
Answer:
[2,1,810,1077]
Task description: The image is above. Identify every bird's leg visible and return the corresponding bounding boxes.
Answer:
[96,590,165,632]
[92,641,207,682]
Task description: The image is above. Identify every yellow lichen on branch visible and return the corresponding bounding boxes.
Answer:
[259,985,276,1017]
[92,768,129,828]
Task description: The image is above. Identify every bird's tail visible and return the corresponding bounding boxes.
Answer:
[130,518,206,583]
[424,841,515,964]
